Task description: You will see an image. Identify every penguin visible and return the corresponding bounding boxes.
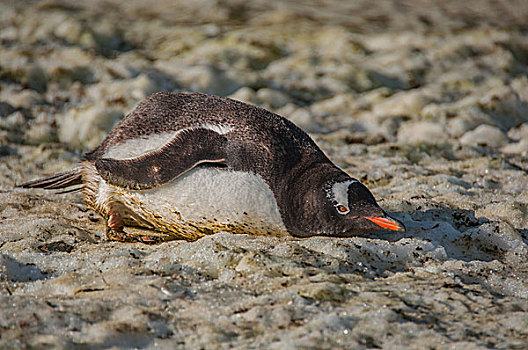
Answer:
[20,92,405,243]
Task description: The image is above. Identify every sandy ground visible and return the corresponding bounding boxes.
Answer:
[1,0,528,348]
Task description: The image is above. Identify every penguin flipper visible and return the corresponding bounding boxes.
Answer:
[95,128,228,190]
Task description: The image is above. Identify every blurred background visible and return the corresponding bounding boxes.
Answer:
[1,0,528,156]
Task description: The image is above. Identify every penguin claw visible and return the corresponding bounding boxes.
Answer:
[106,226,134,243]
[137,235,164,245]
[106,226,163,244]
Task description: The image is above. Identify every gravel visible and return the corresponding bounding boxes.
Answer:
[1,0,528,348]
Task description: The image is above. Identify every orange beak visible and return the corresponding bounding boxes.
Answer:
[365,216,405,232]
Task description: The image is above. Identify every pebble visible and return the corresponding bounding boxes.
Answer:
[0,111,26,131]
[0,102,15,118]
[397,121,447,144]
[446,108,495,137]
[459,124,509,148]
[24,123,56,145]
[502,139,528,154]
[229,86,258,105]
[159,63,245,96]
[256,88,291,109]
[1,1,528,348]
[57,105,124,149]
[286,106,320,133]
[373,90,431,118]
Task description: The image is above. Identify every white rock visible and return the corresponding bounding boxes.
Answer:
[24,123,55,144]
[459,124,508,148]
[397,121,447,144]
[446,108,495,137]
[373,90,431,118]
[130,74,160,101]
[161,63,244,96]
[57,104,124,149]
[507,122,528,141]
[0,111,26,131]
[53,18,84,45]
[2,89,44,109]
[501,139,528,155]
[86,74,162,104]
[229,87,257,105]
[310,94,356,117]
[256,88,291,109]
[286,107,320,133]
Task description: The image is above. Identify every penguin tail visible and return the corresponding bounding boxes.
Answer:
[18,168,83,193]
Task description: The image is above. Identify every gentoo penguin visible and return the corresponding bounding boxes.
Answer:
[20,92,405,242]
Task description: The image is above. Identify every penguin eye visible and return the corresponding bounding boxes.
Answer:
[336,204,350,215]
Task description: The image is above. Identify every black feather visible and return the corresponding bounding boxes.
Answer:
[18,168,83,191]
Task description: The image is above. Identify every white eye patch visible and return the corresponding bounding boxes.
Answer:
[327,179,358,214]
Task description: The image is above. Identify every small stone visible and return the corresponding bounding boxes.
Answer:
[310,94,356,117]
[169,64,243,96]
[501,139,528,155]
[24,123,56,144]
[397,121,447,144]
[373,90,430,118]
[507,122,528,141]
[459,124,508,148]
[53,18,84,45]
[446,108,495,137]
[86,74,164,105]
[0,111,26,131]
[298,282,351,302]
[286,107,320,133]
[130,74,161,101]
[229,87,257,105]
[57,104,124,149]
[5,89,44,109]
[478,83,528,129]
[256,88,291,109]
[0,102,15,118]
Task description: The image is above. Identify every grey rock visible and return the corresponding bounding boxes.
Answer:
[0,102,15,118]
[57,105,124,150]
[397,121,447,145]
[460,124,509,148]
[1,0,528,348]
[256,88,291,109]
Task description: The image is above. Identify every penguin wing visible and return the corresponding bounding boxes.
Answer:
[95,128,228,190]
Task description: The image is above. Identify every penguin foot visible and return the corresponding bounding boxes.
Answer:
[105,210,163,244]
[106,227,162,244]
[106,210,128,242]
[106,227,138,243]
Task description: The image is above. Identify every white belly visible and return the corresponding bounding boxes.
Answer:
[111,167,288,239]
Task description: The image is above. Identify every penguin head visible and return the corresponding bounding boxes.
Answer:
[321,179,405,237]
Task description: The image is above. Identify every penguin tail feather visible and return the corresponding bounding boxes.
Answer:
[18,168,83,193]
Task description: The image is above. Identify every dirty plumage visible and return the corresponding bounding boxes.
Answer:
[20,92,405,243]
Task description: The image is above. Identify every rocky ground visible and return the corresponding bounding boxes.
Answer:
[1,0,528,348]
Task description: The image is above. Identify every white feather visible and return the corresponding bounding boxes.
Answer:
[110,167,287,236]
[328,180,358,207]
[103,123,234,160]
[200,123,234,135]
[103,131,177,160]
